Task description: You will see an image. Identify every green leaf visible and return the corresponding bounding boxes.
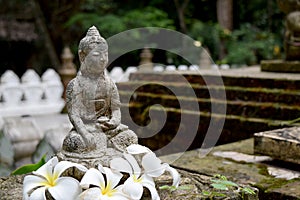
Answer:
[242,187,256,195]
[212,192,227,197]
[159,185,177,192]
[202,190,211,196]
[11,154,46,175]
[211,183,228,190]
[211,179,239,187]
[159,185,172,190]
[177,185,193,190]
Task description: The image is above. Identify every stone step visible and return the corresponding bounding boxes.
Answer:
[254,126,300,164]
[160,138,300,200]
[117,81,300,105]
[120,105,298,155]
[119,91,300,121]
[129,69,300,90]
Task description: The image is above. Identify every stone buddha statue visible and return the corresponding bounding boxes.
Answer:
[58,26,138,167]
[278,0,300,60]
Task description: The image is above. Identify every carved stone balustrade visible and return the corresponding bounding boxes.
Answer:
[0,69,65,117]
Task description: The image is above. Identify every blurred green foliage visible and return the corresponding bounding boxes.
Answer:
[64,0,284,66]
[223,24,282,65]
[65,7,175,38]
[4,0,285,68]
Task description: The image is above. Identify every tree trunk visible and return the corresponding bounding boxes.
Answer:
[174,0,189,34]
[217,0,233,31]
[31,0,60,69]
[217,0,233,60]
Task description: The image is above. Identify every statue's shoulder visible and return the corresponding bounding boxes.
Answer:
[66,77,81,102]
[105,73,116,88]
[66,78,77,92]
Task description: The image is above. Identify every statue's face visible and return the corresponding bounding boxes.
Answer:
[84,45,108,75]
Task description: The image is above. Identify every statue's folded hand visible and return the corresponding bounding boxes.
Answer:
[100,120,118,131]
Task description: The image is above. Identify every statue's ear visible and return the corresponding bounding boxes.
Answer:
[78,50,86,63]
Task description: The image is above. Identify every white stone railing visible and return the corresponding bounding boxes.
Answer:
[108,64,231,83]
[0,69,65,117]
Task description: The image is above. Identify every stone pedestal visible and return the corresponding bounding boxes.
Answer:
[261,60,300,73]
[254,126,300,164]
[57,148,122,168]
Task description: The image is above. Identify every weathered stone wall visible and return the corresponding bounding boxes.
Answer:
[118,67,300,154]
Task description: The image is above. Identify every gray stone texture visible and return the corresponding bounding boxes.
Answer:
[254,126,300,164]
[58,26,138,168]
[117,66,300,154]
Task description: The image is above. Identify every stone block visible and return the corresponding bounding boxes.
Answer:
[32,124,69,163]
[13,140,39,160]
[0,131,14,167]
[3,117,43,143]
[254,126,300,164]
[261,60,300,72]
[32,139,55,164]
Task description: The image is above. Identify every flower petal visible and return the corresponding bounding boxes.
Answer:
[124,153,141,176]
[109,185,131,200]
[33,157,58,178]
[126,144,151,154]
[142,153,165,177]
[48,177,81,200]
[77,187,102,200]
[28,186,46,200]
[108,193,130,200]
[80,168,105,189]
[97,164,105,174]
[103,167,123,189]
[140,174,155,187]
[23,175,46,197]
[142,181,160,200]
[53,160,87,178]
[110,157,133,174]
[123,177,143,200]
[164,164,181,187]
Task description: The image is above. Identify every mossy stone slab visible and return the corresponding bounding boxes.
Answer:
[261,60,300,73]
[254,127,300,164]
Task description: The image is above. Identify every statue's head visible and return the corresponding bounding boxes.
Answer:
[78,26,108,75]
[78,26,108,62]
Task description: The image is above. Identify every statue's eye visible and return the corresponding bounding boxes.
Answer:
[92,52,100,56]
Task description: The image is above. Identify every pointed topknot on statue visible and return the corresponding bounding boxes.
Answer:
[78,26,108,63]
[86,26,101,37]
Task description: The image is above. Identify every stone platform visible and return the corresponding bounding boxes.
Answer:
[261,60,300,73]
[254,126,300,164]
[160,138,300,199]
[3,137,300,199]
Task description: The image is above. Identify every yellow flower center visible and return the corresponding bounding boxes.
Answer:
[133,174,142,183]
[101,182,116,197]
[41,172,58,188]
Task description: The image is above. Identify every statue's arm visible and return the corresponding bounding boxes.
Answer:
[109,81,121,125]
[66,79,90,141]
[100,80,121,130]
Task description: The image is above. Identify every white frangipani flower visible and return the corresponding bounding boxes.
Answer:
[111,153,159,200]
[78,165,129,200]
[142,152,181,187]
[110,144,181,200]
[126,144,181,187]
[23,156,87,200]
